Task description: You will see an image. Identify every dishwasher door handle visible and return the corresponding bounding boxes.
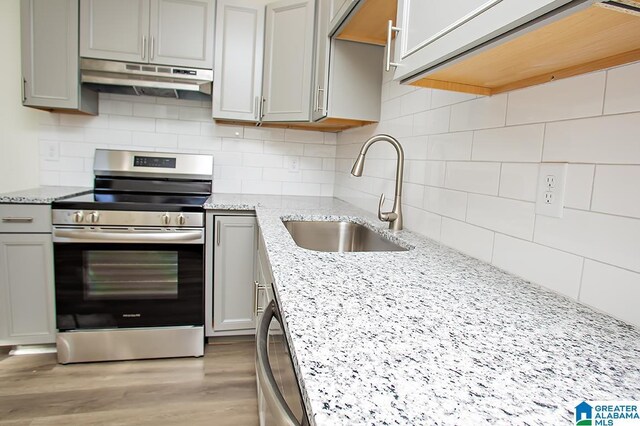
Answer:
[256,300,301,426]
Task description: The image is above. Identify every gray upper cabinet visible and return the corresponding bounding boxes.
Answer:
[392,0,573,82]
[327,0,356,36]
[149,0,214,68]
[21,0,97,114]
[80,0,150,63]
[311,0,330,122]
[80,0,213,68]
[261,0,315,122]
[212,0,265,121]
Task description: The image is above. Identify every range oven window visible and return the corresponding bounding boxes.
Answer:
[54,242,203,330]
[84,250,179,300]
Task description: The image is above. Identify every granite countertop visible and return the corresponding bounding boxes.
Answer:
[0,186,91,204]
[214,194,640,425]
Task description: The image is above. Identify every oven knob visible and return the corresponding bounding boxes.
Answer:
[161,213,171,225]
[88,211,100,224]
[72,211,84,223]
[177,214,186,226]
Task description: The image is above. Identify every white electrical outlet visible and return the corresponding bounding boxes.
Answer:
[536,163,567,218]
[288,156,300,172]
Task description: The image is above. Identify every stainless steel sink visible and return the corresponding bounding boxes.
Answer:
[282,220,408,252]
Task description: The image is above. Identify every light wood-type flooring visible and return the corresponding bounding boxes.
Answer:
[0,341,258,425]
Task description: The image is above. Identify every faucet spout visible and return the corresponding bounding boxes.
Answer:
[350,134,404,231]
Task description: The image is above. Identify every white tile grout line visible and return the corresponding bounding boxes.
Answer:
[576,256,587,302]
[601,69,609,116]
[589,165,598,211]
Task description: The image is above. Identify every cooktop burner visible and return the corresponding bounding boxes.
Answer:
[53,192,211,212]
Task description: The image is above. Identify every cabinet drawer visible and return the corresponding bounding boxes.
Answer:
[0,205,51,233]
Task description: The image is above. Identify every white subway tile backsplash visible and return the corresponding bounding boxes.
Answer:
[403,205,441,240]
[449,94,507,131]
[84,128,132,145]
[534,209,640,273]
[101,100,133,116]
[177,135,222,151]
[499,163,539,202]
[543,113,640,164]
[178,106,211,122]
[264,141,304,156]
[133,103,179,119]
[580,260,640,327]
[201,122,243,138]
[303,144,336,158]
[59,171,92,187]
[403,182,425,208]
[444,162,500,195]
[263,168,302,182]
[155,119,200,135]
[440,218,494,263]
[430,90,476,109]
[243,153,283,168]
[284,129,325,144]
[283,182,322,196]
[401,136,428,160]
[323,132,338,145]
[492,234,584,299]
[423,161,446,187]
[241,180,282,195]
[426,132,473,160]
[132,132,178,148]
[400,89,432,116]
[109,115,156,132]
[59,114,108,129]
[300,157,323,170]
[472,124,544,162]
[412,107,450,136]
[564,164,595,210]
[467,194,535,240]
[604,62,640,115]
[243,127,285,141]
[59,141,99,158]
[591,165,640,219]
[506,72,606,125]
[302,170,334,184]
[213,179,242,193]
[322,158,336,171]
[222,138,264,153]
[39,125,84,142]
[381,97,402,120]
[423,187,467,220]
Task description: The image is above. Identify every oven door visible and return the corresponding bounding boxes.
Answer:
[53,226,204,330]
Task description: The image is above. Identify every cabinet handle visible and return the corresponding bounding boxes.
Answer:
[260,97,266,119]
[254,280,259,316]
[254,96,260,120]
[385,20,401,72]
[21,77,27,103]
[150,36,155,60]
[142,36,147,60]
[315,86,325,113]
[2,217,34,223]
[216,220,221,246]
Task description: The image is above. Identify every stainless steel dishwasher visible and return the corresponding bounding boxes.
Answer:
[256,298,309,426]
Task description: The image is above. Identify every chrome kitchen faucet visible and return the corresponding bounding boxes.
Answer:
[350,134,405,231]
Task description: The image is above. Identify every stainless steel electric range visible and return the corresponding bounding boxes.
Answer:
[51,149,213,364]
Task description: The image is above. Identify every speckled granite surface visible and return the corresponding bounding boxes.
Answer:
[208,194,640,425]
[0,186,91,204]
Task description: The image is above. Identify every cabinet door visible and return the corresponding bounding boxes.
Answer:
[213,216,258,332]
[20,0,80,110]
[149,0,214,68]
[212,0,265,121]
[393,0,572,82]
[312,0,331,121]
[0,234,55,346]
[80,0,150,63]
[327,0,356,36]
[261,0,315,122]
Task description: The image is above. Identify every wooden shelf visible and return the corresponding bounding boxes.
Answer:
[334,0,397,46]
[412,5,640,95]
[215,117,374,133]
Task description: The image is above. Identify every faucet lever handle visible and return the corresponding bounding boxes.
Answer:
[377,193,386,221]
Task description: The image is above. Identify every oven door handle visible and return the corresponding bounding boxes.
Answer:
[53,229,204,243]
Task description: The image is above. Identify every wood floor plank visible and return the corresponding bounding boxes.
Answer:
[0,342,259,425]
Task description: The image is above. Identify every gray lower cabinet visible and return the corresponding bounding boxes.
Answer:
[0,205,56,346]
[20,0,97,114]
[211,215,259,334]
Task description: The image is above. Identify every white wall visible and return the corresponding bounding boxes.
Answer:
[0,0,44,193]
[38,93,336,196]
[334,62,640,327]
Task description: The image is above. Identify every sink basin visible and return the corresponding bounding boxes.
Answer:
[282,220,408,252]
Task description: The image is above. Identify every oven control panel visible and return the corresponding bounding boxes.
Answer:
[52,210,204,227]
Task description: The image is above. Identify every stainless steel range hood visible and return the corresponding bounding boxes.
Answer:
[80,58,213,100]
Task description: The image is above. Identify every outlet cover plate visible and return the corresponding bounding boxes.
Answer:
[536,163,567,217]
